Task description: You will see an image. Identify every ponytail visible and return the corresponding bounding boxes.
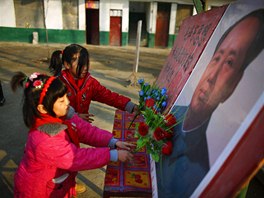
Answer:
[11,72,41,128]
[10,71,27,92]
[49,50,63,76]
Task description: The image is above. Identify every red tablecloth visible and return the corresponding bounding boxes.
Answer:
[103,110,152,197]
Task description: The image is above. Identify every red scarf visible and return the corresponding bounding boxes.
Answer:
[34,114,80,147]
[62,70,90,90]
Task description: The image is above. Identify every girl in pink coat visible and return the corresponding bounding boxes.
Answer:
[11,72,134,198]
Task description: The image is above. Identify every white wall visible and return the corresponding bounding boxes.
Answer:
[121,1,129,32]
[78,0,86,30]
[0,0,85,30]
[169,3,177,35]
[0,0,16,27]
[146,2,157,34]
[100,0,110,32]
[44,0,63,29]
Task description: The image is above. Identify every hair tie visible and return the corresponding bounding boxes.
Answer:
[24,77,30,88]
[39,76,56,104]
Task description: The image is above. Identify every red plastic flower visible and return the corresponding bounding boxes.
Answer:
[164,131,173,138]
[33,80,43,89]
[138,122,149,136]
[153,127,166,141]
[145,98,155,108]
[165,113,177,127]
[162,141,173,155]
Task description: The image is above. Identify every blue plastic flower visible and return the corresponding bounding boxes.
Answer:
[161,88,167,95]
[139,90,144,96]
[162,101,167,107]
[138,79,144,84]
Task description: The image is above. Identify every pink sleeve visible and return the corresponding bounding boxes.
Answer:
[36,131,111,171]
[70,114,113,147]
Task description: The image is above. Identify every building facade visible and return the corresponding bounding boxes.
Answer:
[0,0,235,47]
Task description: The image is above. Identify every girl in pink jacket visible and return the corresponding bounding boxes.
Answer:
[11,72,133,198]
[49,44,138,123]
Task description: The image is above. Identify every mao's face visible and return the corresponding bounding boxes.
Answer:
[190,16,261,115]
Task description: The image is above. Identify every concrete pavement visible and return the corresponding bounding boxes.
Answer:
[0,42,170,197]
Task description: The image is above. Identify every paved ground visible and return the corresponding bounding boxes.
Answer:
[0,42,170,197]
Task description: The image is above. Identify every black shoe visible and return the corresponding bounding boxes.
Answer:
[0,97,5,106]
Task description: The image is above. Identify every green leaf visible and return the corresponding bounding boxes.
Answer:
[151,153,160,162]
[137,138,146,148]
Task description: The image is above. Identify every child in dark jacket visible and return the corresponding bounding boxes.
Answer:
[49,44,138,123]
[11,72,134,198]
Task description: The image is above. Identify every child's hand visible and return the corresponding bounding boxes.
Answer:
[116,141,136,151]
[133,104,139,113]
[117,150,133,162]
[78,113,94,123]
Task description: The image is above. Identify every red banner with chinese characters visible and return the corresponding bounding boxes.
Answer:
[156,6,227,111]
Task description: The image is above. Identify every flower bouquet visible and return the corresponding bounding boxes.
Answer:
[133,79,179,162]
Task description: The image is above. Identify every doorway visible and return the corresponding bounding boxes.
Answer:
[86,8,99,45]
[155,3,171,47]
[110,10,122,46]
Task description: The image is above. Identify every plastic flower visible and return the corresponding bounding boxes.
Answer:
[161,101,167,107]
[164,131,173,139]
[145,98,155,108]
[139,90,144,96]
[137,78,168,113]
[162,141,173,155]
[138,79,144,84]
[138,122,149,136]
[164,113,177,127]
[132,79,182,162]
[153,127,166,141]
[33,80,43,89]
[161,88,167,95]
[29,72,40,81]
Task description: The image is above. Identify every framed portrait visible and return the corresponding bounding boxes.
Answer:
[155,0,264,197]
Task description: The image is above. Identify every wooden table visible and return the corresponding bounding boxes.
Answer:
[103,110,153,198]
